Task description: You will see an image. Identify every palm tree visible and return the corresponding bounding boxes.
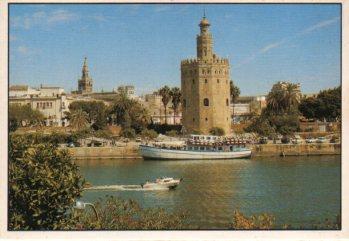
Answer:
[170,87,181,125]
[230,81,240,122]
[69,109,89,130]
[285,83,301,111]
[159,86,171,124]
[112,91,134,127]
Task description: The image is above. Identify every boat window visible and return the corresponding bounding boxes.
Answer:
[200,147,205,150]
[189,147,192,150]
[207,136,211,140]
[218,147,223,151]
[194,147,198,150]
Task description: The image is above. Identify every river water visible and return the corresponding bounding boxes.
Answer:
[77,155,340,229]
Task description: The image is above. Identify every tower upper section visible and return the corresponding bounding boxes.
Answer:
[197,16,213,60]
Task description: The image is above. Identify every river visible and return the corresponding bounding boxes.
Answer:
[77,155,340,229]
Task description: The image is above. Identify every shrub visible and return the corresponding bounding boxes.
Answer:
[9,135,85,230]
[75,196,189,230]
[209,127,225,136]
[231,210,275,230]
[139,129,158,139]
[165,130,179,137]
[121,128,136,138]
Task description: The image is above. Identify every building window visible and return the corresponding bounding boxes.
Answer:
[193,118,195,122]
[192,79,195,84]
[183,99,186,108]
[217,79,220,83]
[205,118,208,121]
[205,79,208,83]
[203,98,209,106]
[37,103,39,108]
[226,99,229,106]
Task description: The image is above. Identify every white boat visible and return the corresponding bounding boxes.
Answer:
[141,177,182,190]
[139,135,252,160]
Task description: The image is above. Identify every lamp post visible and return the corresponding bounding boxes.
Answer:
[74,200,99,221]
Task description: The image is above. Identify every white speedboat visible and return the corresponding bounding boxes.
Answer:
[139,135,252,160]
[141,177,182,190]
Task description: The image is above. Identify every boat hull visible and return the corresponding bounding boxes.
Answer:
[139,145,252,160]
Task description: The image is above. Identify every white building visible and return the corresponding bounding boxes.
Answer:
[114,85,136,99]
[9,85,69,126]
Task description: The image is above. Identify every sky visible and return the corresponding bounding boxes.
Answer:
[9,4,341,96]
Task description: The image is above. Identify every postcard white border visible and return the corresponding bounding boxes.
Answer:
[0,0,348,240]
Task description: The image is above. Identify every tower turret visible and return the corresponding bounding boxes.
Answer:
[197,15,213,60]
[78,57,93,94]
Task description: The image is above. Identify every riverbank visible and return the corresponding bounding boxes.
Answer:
[66,142,340,159]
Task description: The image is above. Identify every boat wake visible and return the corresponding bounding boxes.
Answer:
[84,184,169,191]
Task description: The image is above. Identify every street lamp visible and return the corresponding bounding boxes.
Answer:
[74,200,99,221]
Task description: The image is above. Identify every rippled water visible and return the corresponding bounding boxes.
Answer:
[77,155,340,229]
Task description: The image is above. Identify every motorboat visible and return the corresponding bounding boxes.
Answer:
[141,177,182,190]
[139,135,252,160]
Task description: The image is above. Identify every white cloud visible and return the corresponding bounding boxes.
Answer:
[236,16,339,68]
[47,10,78,24]
[259,41,283,54]
[17,45,29,55]
[300,16,340,35]
[11,9,78,29]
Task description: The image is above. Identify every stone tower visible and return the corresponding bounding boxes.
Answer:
[78,57,93,94]
[181,16,231,135]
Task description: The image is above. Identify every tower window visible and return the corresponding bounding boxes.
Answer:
[217,79,220,83]
[192,79,195,84]
[205,79,208,84]
[193,118,195,122]
[183,99,186,108]
[226,98,229,106]
[205,118,208,121]
[203,98,209,106]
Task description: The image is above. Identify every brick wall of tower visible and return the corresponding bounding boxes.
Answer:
[181,57,231,135]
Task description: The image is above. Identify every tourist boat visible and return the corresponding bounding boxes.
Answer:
[139,135,252,160]
[141,177,182,190]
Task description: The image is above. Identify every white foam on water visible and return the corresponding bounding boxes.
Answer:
[84,184,169,191]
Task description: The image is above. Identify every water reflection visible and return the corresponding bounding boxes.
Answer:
[79,156,340,229]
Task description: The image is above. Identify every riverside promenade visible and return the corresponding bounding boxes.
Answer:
[66,142,341,160]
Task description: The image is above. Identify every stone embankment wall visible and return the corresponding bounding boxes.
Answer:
[250,143,341,157]
[66,143,140,160]
[66,143,340,160]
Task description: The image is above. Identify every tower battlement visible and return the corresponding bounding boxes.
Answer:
[180,16,231,135]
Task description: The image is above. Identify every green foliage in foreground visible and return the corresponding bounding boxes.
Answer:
[74,196,189,230]
[9,135,85,230]
[139,129,158,139]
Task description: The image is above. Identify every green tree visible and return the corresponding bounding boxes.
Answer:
[110,92,150,133]
[69,101,108,130]
[299,96,318,119]
[266,82,301,114]
[9,104,45,129]
[69,109,89,130]
[159,86,171,124]
[316,86,341,121]
[170,87,181,125]
[9,135,85,230]
[230,81,240,121]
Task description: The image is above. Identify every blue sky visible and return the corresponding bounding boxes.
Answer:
[9,4,341,96]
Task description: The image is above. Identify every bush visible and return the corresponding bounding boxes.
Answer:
[121,128,136,138]
[231,210,275,230]
[147,124,182,135]
[139,129,158,139]
[9,135,85,230]
[209,127,225,136]
[75,196,189,230]
[165,130,179,137]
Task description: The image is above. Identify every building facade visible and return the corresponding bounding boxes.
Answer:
[181,16,231,134]
[78,57,93,94]
[9,85,69,126]
[141,92,182,125]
